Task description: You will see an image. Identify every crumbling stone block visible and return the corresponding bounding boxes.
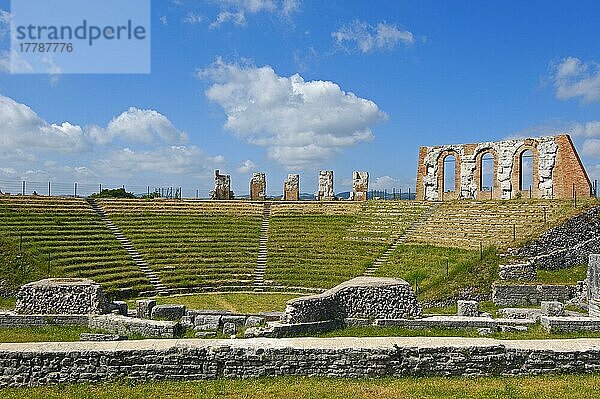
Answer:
[151,304,186,321]
[457,300,479,317]
[223,322,237,336]
[245,316,264,328]
[250,172,266,201]
[194,314,221,331]
[283,277,422,324]
[350,171,369,201]
[15,278,107,315]
[211,169,234,200]
[589,254,600,317]
[316,170,335,201]
[136,299,156,319]
[283,174,300,201]
[541,301,564,317]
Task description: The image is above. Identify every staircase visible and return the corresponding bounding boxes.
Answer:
[364,202,442,276]
[254,202,272,291]
[86,198,168,295]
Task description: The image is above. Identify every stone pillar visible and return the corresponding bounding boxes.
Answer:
[316,170,335,201]
[211,170,234,200]
[351,171,369,201]
[283,174,299,201]
[250,172,266,201]
[588,254,600,317]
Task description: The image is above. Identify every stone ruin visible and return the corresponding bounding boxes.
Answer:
[316,170,335,201]
[211,169,234,200]
[350,171,369,201]
[589,254,600,317]
[282,276,422,324]
[15,278,108,315]
[283,174,300,201]
[249,172,266,201]
[416,134,591,201]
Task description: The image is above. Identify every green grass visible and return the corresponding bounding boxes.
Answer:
[316,323,600,340]
[0,326,92,343]
[0,297,15,310]
[266,214,387,288]
[0,197,152,296]
[536,264,588,285]
[131,292,299,314]
[376,244,499,302]
[3,375,600,398]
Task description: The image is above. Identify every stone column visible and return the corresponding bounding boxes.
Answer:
[317,170,335,201]
[210,170,234,200]
[351,171,369,201]
[283,174,299,201]
[250,172,266,201]
[588,254,600,317]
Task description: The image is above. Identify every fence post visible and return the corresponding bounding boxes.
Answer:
[408,187,411,200]
[48,182,51,197]
[22,181,25,196]
[74,183,78,198]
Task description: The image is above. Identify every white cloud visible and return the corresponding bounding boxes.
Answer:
[550,57,600,103]
[510,119,600,140]
[199,59,387,167]
[160,15,168,26]
[93,146,223,178]
[91,107,188,145]
[237,159,257,173]
[210,0,299,28]
[370,176,402,190]
[0,94,223,185]
[183,12,204,24]
[210,11,246,28]
[332,21,415,54]
[0,95,89,152]
[582,139,600,159]
[0,9,10,39]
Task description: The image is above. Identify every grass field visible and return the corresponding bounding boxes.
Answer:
[375,244,499,301]
[0,326,92,343]
[131,292,299,314]
[2,375,600,398]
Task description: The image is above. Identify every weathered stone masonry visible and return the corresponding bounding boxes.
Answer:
[250,172,266,201]
[2,337,600,387]
[416,134,591,201]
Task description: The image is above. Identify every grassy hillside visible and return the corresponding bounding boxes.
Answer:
[0,197,152,296]
[0,196,595,301]
[99,200,263,290]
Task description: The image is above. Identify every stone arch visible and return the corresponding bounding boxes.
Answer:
[475,148,499,199]
[437,150,461,200]
[511,140,540,198]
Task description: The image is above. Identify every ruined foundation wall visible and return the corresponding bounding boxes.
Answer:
[2,338,600,387]
[351,171,369,201]
[316,170,335,201]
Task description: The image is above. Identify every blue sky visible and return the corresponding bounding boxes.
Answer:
[0,0,599,196]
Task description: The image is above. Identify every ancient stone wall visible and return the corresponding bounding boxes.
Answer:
[249,172,266,201]
[316,170,335,201]
[510,207,600,270]
[283,174,299,201]
[211,170,234,200]
[0,312,89,328]
[14,278,107,315]
[415,134,591,201]
[492,283,576,306]
[3,338,600,387]
[588,254,600,317]
[88,314,183,338]
[350,171,369,201]
[282,277,422,324]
